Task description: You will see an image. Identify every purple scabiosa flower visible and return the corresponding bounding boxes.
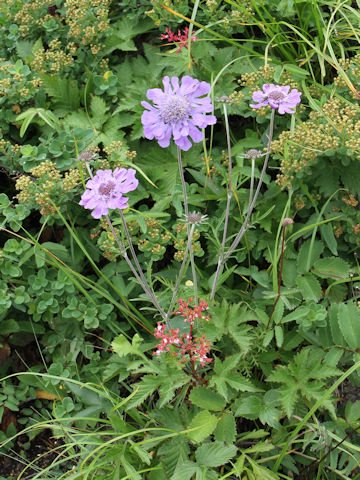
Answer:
[79,168,138,219]
[250,84,301,114]
[141,76,217,151]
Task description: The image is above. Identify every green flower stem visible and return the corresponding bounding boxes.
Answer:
[177,147,198,305]
[211,109,276,299]
[210,103,233,300]
[166,223,196,321]
[119,210,167,322]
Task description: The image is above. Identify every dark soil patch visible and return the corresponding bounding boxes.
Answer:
[0,429,71,479]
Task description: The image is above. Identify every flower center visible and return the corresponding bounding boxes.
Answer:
[98,181,115,198]
[268,91,285,102]
[159,94,190,123]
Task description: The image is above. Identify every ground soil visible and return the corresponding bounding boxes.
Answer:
[0,429,70,479]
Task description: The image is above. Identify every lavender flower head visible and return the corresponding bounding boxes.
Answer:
[79,168,138,219]
[250,84,301,114]
[141,76,217,151]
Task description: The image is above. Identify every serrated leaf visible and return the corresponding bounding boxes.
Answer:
[158,438,190,478]
[337,303,360,350]
[111,334,145,359]
[297,240,324,274]
[126,376,160,409]
[39,74,80,114]
[171,461,198,480]
[189,387,226,411]
[296,273,322,302]
[187,410,217,443]
[195,441,237,467]
[282,306,309,324]
[262,329,274,347]
[313,257,349,280]
[215,413,236,443]
[90,96,108,129]
[273,298,284,324]
[328,304,345,345]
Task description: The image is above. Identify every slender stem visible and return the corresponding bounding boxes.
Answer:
[85,162,166,322]
[105,215,166,321]
[166,224,195,319]
[249,157,255,205]
[177,147,198,304]
[119,210,167,322]
[210,103,233,300]
[224,109,275,263]
[266,224,286,330]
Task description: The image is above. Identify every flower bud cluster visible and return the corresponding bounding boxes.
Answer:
[31,40,74,74]
[15,160,82,216]
[272,98,359,189]
[173,222,204,262]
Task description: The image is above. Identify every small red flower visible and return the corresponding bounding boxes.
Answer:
[153,299,212,366]
[160,27,197,54]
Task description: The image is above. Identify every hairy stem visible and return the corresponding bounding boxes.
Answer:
[177,147,198,304]
[166,224,196,320]
[85,162,166,322]
[210,103,233,300]
[119,210,167,323]
[266,223,286,330]
[211,109,276,299]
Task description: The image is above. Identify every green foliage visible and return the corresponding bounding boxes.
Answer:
[1,1,360,478]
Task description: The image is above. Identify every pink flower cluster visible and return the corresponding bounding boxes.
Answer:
[174,297,210,325]
[153,298,212,366]
[160,27,197,54]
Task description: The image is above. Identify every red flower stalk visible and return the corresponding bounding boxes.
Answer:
[159,27,198,54]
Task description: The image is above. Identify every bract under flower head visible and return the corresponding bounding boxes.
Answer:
[141,76,217,151]
[79,168,138,219]
[250,84,301,114]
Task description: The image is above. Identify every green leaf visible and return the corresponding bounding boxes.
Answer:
[214,413,236,443]
[296,273,322,302]
[275,325,284,348]
[40,74,80,114]
[282,306,309,324]
[187,410,218,443]
[210,356,260,400]
[337,303,360,350]
[328,304,345,346]
[195,441,237,467]
[171,461,198,480]
[158,438,190,479]
[345,400,360,423]
[90,96,108,129]
[1,319,19,335]
[273,298,284,324]
[284,63,309,77]
[312,257,349,280]
[267,347,340,417]
[111,334,145,359]
[189,387,226,411]
[297,240,324,274]
[126,376,161,409]
[320,222,338,255]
